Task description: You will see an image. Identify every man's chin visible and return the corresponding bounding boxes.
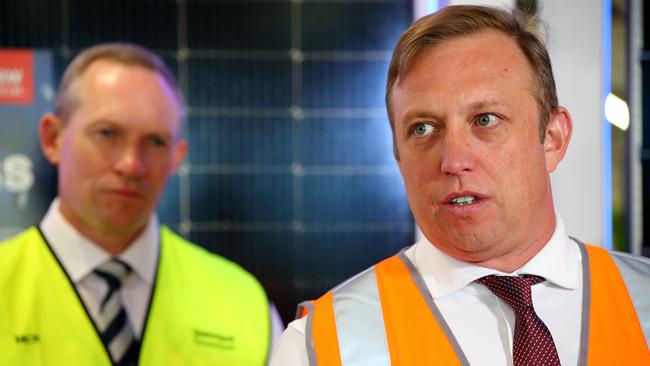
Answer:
[427,226,505,257]
[96,212,151,235]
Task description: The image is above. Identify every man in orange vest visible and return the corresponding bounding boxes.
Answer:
[270,5,649,365]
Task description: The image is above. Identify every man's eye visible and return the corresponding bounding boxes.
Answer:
[476,113,497,127]
[413,123,435,136]
[149,136,168,147]
[97,128,115,138]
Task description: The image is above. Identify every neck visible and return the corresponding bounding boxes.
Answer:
[472,236,550,273]
[82,229,143,256]
[472,213,557,273]
[58,204,146,256]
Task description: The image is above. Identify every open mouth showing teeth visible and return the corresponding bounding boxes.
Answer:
[450,196,476,206]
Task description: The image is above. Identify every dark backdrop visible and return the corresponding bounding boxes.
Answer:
[0,0,414,323]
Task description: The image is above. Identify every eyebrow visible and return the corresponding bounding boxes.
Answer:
[87,120,176,140]
[146,132,175,142]
[401,108,437,123]
[463,99,507,113]
[400,99,506,121]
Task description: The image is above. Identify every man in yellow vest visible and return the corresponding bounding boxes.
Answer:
[0,43,281,365]
[271,5,649,365]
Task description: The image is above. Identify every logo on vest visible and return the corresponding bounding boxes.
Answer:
[193,329,235,350]
[15,334,39,344]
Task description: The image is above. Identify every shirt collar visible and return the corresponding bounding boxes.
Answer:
[39,198,159,285]
[411,213,579,299]
[516,215,578,290]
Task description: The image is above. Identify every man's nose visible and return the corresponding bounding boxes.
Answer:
[114,143,146,178]
[439,128,475,176]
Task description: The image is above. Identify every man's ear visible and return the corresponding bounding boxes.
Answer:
[544,106,573,173]
[39,113,64,165]
[172,138,188,172]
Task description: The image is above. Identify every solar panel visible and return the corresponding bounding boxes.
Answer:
[0,0,414,323]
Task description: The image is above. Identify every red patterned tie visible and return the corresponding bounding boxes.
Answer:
[477,275,561,366]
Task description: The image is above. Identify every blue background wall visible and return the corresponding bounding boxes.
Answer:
[0,0,414,322]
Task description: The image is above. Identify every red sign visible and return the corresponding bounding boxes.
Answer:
[0,50,34,104]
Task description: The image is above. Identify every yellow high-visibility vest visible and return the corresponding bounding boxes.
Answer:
[0,226,270,366]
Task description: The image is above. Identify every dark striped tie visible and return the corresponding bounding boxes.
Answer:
[477,275,561,366]
[94,259,138,366]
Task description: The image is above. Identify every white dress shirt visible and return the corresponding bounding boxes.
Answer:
[40,199,283,348]
[270,214,583,366]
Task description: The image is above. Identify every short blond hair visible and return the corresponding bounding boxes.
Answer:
[55,42,184,124]
[386,5,557,157]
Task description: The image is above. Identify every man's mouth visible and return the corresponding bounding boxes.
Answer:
[449,195,477,206]
[108,189,145,198]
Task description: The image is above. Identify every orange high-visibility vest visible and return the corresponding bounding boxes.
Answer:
[299,242,650,365]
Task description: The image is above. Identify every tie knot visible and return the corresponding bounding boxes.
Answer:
[477,274,544,312]
[94,259,132,291]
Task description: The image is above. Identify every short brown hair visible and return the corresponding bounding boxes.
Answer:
[386,5,557,157]
[55,42,183,124]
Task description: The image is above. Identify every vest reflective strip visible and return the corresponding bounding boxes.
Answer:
[576,240,591,366]
[610,252,650,341]
[304,243,649,365]
[583,244,650,364]
[300,301,319,366]
[331,267,390,366]
[304,253,466,365]
[303,268,391,366]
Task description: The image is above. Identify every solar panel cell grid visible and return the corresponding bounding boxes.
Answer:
[0,0,414,323]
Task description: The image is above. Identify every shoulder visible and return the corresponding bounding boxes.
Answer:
[609,250,650,277]
[304,256,397,315]
[332,264,378,294]
[0,226,40,246]
[0,226,42,257]
[0,227,46,283]
[308,251,410,305]
[609,250,650,264]
[159,226,265,291]
[579,241,650,278]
